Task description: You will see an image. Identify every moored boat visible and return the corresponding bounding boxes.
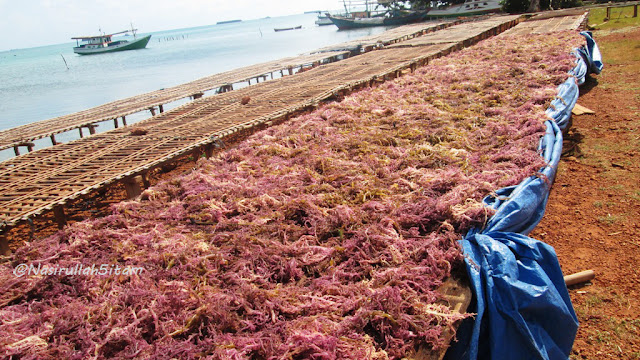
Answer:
[328,11,426,29]
[72,28,151,55]
[216,19,242,25]
[274,25,303,32]
[315,14,334,26]
[327,0,428,30]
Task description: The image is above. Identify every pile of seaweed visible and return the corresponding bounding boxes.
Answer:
[0,31,582,359]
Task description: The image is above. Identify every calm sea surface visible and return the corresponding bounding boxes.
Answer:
[0,13,390,159]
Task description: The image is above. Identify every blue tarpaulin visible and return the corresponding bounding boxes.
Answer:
[569,50,589,86]
[545,77,579,131]
[450,121,578,360]
[482,121,563,235]
[448,32,604,360]
[578,31,603,75]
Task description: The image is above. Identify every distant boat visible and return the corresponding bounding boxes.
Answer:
[72,28,151,55]
[274,25,303,32]
[315,14,334,26]
[217,19,242,25]
[426,0,502,18]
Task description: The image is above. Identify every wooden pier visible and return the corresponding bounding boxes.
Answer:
[0,52,349,155]
[387,15,524,48]
[0,20,463,157]
[0,12,590,253]
[312,19,457,53]
[503,10,588,35]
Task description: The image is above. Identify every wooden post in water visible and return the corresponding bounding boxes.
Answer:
[114,118,119,128]
[50,135,57,145]
[159,104,164,113]
[79,127,84,138]
[149,107,156,116]
[53,205,67,229]
[122,116,127,126]
[87,124,98,135]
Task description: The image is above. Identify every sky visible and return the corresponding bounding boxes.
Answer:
[0,0,344,51]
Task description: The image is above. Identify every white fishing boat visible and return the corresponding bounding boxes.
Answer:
[315,14,334,26]
[72,28,151,55]
[427,0,502,18]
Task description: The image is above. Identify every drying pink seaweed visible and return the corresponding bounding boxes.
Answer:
[0,31,583,359]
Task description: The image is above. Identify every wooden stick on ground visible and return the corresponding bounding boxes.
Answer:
[564,270,595,286]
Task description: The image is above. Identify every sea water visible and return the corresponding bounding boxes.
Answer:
[0,13,390,160]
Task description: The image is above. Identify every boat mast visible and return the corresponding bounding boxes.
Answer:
[130,22,137,39]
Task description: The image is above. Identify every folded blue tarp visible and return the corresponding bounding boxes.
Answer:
[482,121,563,235]
[448,32,604,360]
[449,121,578,360]
[545,77,579,131]
[578,31,603,75]
[569,50,588,85]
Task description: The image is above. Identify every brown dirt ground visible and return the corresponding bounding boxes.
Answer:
[3,23,639,360]
[530,27,640,359]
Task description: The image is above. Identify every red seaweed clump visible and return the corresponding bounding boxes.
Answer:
[0,31,583,359]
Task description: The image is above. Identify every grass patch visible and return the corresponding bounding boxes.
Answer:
[599,184,626,192]
[576,292,640,353]
[597,213,624,225]
[584,293,605,308]
[591,141,634,155]
[593,329,615,345]
[594,319,640,348]
[589,6,640,30]
[593,200,618,208]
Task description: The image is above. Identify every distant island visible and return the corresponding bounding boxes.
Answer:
[216,19,242,25]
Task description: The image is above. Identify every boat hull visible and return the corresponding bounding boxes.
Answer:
[315,17,334,26]
[73,35,152,55]
[328,12,426,30]
[274,26,302,32]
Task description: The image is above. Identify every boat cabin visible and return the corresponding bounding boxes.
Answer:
[72,30,131,50]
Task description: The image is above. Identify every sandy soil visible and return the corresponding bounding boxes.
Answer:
[530,27,640,359]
